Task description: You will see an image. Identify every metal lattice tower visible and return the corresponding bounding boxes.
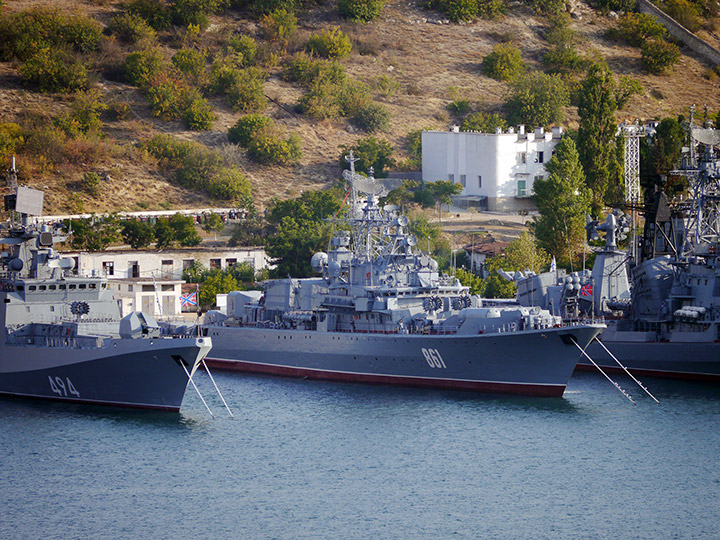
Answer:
[621,124,645,205]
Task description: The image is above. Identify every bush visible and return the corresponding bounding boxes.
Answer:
[352,102,391,133]
[506,72,569,128]
[339,136,394,176]
[146,73,188,119]
[228,34,258,66]
[307,27,352,59]
[106,13,157,44]
[339,0,385,21]
[641,39,681,74]
[81,171,101,196]
[20,48,89,92]
[610,13,666,46]
[182,95,215,130]
[0,123,25,160]
[225,68,268,112]
[123,48,167,87]
[657,0,702,32]
[481,43,524,81]
[55,89,108,136]
[460,111,507,132]
[282,53,346,87]
[335,79,371,116]
[248,0,297,17]
[259,9,297,46]
[175,145,224,190]
[63,14,103,53]
[207,168,254,204]
[228,114,272,146]
[247,133,302,165]
[172,48,208,87]
[145,134,194,166]
[126,0,172,30]
[170,0,224,29]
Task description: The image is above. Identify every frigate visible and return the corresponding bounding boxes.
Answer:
[0,168,212,411]
[200,156,605,397]
[507,115,720,381]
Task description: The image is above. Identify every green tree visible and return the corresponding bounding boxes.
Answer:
[503,232,551,273]
[338,0,385,21]
[199,270,240,308]
[483,256,517,298]
[154,219,175,248]
[168,213,202,246]
[532,137,592,265]
[339,136,395,177]
[202,212,226,234]
[121,219,155,249]
[576,63,621,215]
[65,217,120,251]
[268,190,341,225]
[641,116,685,195]
[460,111,507,132]
[265,216,334,277]
[453,267,484,295]
[481,42,524,81]
[506,72,569,129]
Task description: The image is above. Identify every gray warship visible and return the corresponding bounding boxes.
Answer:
[201,157,605,397]
[0,172,212,411]
[507,118,720,381]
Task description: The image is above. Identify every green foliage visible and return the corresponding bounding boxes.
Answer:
[505,72,569,129]
[229,220,269,247]
[199,270,240,308]
[641,39,681,75]
[145,73,188,119]
[453,267,484,295]
[54,89,108,136]
[121,219,155,249]
[307,27,352,59]
[248,0,297,17]
[228,114,271,146]
[283,53,346,87]
[408,213,451,265]
[154,219,176,248]
[182,94,215,130]
[482,256,517,298]
[0,123,24,160]
[172,48,208,87]
[228,34,258,66]
[338,0,385,21]
[268,190,341,225]
[259,9,297,47]
[542,14,586,74]
[247,133,302,165]
[615,76,643,109]
[352,102,391,133]
[481,43,524,81]
[590,0,637,12]
[65,217,121,251]
[523,0,566,15]
[107,13,157,44]
[531,137,591,265]
[339,136,395,176]
[19,48,88,92]
[609,12,667,46]
[126,0,172,30]
[171,0,225,29]
[80,171,101,196]
[202,212,226,233]
[123,48,168,88]
[0,7,102,61]
[206,168,254,205]
[385,179,463,209]
[167,213,202,247]
[226,67,268,112]
[576,63,620,215]
[641,116,685,194]
[657,0,702,32]
[460,111,507,132]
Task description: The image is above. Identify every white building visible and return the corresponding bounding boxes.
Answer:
[422,125,564,212]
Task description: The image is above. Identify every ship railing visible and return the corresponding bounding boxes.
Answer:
[6,334,107,348]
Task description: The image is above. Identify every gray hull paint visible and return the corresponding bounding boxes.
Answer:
[205,325,604,397]
[579,340,720,381]
[0,339,207,411]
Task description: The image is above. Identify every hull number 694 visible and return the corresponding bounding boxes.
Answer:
[422,348,447,368]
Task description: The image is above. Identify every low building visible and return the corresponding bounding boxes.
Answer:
[422,125,563,212]
[464,235,510,278]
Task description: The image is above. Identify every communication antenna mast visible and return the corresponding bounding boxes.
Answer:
[620,123,646,261]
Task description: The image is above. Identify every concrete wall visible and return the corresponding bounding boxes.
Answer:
[638,0,720,66]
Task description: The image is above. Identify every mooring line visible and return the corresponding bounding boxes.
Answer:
[180,362,214,418]
[202,358,234,418]
[593,337,660,404]
[571,338,636,404]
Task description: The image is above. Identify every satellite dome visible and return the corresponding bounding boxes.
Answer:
[311,252,328,273]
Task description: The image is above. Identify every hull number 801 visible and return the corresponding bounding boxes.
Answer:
[421,348,447,368]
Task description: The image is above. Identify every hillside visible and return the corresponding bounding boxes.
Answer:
[1,0,719,216]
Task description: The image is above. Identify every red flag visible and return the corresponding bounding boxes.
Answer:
[580,283,593,298]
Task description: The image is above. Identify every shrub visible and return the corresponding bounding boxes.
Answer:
[175,145,223,189]
[505,72,569,128]
[248,0,297,17]
[477,0,506,18]
[610,13,666,46]
[481,43,524,81]
[460,111,507,132]
[247,133,302,165]
[523,0,565,15]
[123,48,167,87]
[338,0,385,21]
[282,53,346,87]
[259,9,297,46]
[173,48,209,88]
[228,35,258,66]
[657,0,702,32]
[228,114,272,146]
[339,136,394,176]
[372,75,400,98]
[210,54,245,93]
[641,39,681,74]
[335,79,371,116]
[146,74,188,119]
[81,171,101,195]
[207,168,254,204]
[307,27,352,59]
[182,95,215,130]
[126,0,172,30]
[226,68,268,112]
[170,0,224,29]
[448,98,471,117]
[20,48,88,92]
[352,102,391,133]
[0,123,25,159]
[55,89,108,136]
[298,83,343,119]
[145,134,194,165]
[106,13,157,43]
[63,14,103,53]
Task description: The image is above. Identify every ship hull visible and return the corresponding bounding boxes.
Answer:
[204,325,604,397]
[579,339,720,382]
[0,337,211,411]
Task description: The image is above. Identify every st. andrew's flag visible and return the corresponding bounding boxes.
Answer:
[180,291,198,307]
[550,256,557,272]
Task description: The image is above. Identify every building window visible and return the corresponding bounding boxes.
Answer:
[210,258,221,270]
[460,174,466,187]
[183,259,194,269]
[226,258,237,268]
[128,285,133,292]
[477,175,482,188]
[518,179,527,197]
[129,261,139,278]
[448,173,455,183]
[142,285,155,292]
[161,284,174,292]
[519,152,526,164]
[102,261,114,276]
[537,151,544,163]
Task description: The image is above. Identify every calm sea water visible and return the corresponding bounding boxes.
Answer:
[1,370,719,540]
